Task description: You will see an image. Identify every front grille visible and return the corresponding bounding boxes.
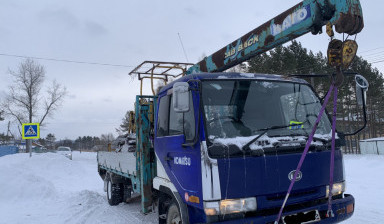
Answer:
[266,189,318,201]
[249,197,328,219]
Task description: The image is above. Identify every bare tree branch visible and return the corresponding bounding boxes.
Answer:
[1,99,25,125]
[40,80,67,125]
[0,110,4,121]
[1,59,67,153]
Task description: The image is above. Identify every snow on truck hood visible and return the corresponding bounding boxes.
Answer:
[209,132,337,150]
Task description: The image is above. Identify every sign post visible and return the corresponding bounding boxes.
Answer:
[22,123,40,157]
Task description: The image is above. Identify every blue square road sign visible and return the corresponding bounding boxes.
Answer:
[22,123,40,139]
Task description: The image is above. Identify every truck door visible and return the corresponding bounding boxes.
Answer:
[155,90,203,208]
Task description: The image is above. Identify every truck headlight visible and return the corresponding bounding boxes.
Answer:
[204,201,220,216]
[204,197,257,216]
[326,182,345,198]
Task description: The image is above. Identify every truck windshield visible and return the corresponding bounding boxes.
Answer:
[202,80,332,147]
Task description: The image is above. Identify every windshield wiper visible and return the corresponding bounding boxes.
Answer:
[311,136,332,145]
[271,133,332,146]
[242,125,293,151]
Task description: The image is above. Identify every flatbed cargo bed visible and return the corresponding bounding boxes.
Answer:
[97,151,137,177]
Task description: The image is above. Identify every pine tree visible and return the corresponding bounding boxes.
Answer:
[117,111,135,134]
[46,133,56,150]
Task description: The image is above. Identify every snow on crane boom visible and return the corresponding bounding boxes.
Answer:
[187,0,364,74]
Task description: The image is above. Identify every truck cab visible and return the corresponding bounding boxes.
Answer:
[154,72,354,223]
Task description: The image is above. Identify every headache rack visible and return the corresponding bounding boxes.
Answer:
[129,61,193,95]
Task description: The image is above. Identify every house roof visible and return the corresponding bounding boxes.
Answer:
[360,137,384,142]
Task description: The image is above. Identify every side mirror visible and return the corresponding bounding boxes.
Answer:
[173,82,189,112]
[344,75,369,137]
[355,75,369,106]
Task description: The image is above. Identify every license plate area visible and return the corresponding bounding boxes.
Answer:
[283,210,321,224]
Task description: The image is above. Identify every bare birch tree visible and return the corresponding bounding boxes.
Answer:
[1,59,67,153]
[101,133,115,151]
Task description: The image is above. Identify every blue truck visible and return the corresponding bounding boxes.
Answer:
[97,0,366,223]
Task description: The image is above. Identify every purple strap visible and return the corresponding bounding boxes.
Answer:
[327,86,338,217]
[275,84,335,223]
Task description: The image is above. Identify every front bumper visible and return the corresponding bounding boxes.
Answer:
[211,194,354,224]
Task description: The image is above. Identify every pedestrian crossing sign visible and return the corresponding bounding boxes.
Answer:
[22,123,40,139]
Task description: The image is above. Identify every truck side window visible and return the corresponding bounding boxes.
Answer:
[169,95,184,136]
[169,92,195,141]
[157,95,170,137]
[183,92,195,141]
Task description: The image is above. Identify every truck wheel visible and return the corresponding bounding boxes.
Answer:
[123,184,132,203]
[107,179,123,206]
[166,203,181,224]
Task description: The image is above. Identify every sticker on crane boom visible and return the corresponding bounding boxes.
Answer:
[271,5,311,36]
[224,35,259,59]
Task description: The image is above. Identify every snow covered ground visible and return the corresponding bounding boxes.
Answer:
[343,154,384,223]
[0,152,383,223]
[0,152,156,224]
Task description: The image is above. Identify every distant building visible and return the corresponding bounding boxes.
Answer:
[91,145,105,152]
[359,137,384,155]
[32,142,47,153]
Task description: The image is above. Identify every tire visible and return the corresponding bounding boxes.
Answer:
[106,178,123,206]
[166,203,182,224]
[123,184,132,203]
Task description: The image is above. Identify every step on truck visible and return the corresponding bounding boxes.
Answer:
[97,0,367,223]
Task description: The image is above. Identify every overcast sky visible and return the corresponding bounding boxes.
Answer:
[0,0,383,140]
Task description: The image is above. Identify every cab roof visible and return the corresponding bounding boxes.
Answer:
[159,72,309,95]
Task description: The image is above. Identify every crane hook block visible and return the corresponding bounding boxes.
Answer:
[327,39,343,67]
[342,40,358,69]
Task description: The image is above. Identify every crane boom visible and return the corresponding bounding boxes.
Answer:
[187,0,363,74]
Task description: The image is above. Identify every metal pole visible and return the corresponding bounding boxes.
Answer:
[27,139,32,157]
[376,141,379,155]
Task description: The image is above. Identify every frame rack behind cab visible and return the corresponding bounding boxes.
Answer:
[128,61,193,213]
[129,61,193,96]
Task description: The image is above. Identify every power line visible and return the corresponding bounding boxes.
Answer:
[359,47,384,54]
[367,57,384,62]
[370,59,384,64]
[0,53,138,68]
[364,56,384,61]
[359,51,384,58]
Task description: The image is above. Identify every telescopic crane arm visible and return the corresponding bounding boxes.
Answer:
[186,0,364,74]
